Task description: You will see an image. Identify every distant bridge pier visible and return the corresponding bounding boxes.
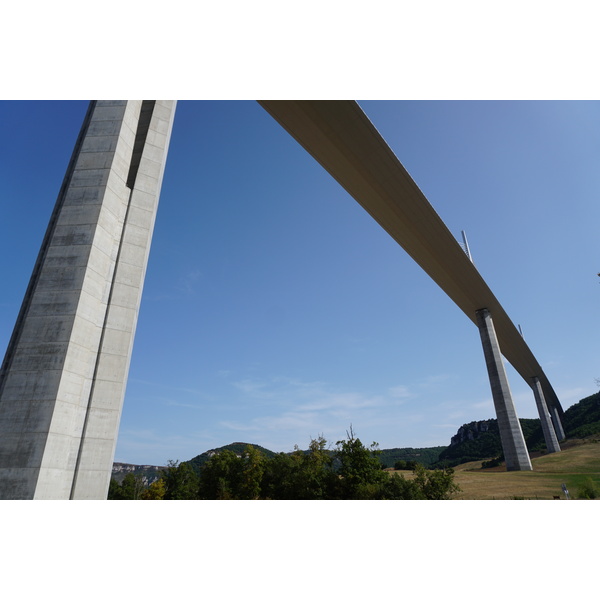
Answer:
[550,405,566,441]
[531,377,561,453]
[476,308,532,471]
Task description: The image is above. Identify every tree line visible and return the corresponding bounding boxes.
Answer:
[108,427,460,500]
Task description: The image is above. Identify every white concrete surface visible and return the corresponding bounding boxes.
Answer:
[0,100,176,499]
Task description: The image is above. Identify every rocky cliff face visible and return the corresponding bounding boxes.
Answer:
[449,420,496,447]
[111,462,164,485]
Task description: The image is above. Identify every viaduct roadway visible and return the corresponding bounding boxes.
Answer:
[259,100,563,420]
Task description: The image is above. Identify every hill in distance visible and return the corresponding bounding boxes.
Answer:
[185,442,446,473]
[187,442,278,474]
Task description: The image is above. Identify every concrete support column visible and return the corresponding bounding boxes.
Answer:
[531,377,561,453]
[476,308,532,471]
[0,100,176,499]
[550,406,566,441]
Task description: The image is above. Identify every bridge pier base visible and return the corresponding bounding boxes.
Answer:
[476,308,532,471]
[531,377,561,453]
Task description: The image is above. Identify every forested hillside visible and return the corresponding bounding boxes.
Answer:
[562,391,600,438]
[378,446,446,468]
[187,442,277,474]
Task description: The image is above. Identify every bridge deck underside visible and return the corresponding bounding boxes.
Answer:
[259,101,562,417]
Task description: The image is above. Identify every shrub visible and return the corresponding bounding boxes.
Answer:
[412,464,461,499]
[576,478,599,499]
[481,456,502,469]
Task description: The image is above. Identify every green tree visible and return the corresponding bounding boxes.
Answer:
[198,449,243,499]
[141,478,166,500]
[262,436,336,499]
[295,436,337,499]
[198,446,265,499]
[120,472,147,500]
[107,473,148,500]
[332,427,388,499]
[412,464,461,499]
[162,460,199,500]
[107,477,124,500]
[576,477,599,499]
[238,445,266,499]
[377,473,422,499]
[261,452,297,499]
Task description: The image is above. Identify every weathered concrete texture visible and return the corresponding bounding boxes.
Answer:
[0,101,176,499]
[476,308,532,471]
[531,376,561,454]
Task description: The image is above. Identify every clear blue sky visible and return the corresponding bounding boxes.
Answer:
[1,100,599,465]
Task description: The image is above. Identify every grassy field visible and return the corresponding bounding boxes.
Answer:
[391,436,600,500]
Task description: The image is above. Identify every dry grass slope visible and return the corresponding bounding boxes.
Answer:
[451,437,600,500]
[389,436,600,500]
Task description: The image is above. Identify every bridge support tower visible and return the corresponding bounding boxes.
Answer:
[0,100,176,499]
[531,376,561,453]
[476,308,532,471]
[550,406,566,441]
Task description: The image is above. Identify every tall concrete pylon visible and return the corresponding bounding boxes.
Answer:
[550,405,566,441]
[531,376,561,453]
[0,100,176,499]
[476,308,532,471]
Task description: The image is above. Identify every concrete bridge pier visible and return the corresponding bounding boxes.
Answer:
[550,406,566,441]
[0,100,176,499]
[476,308,532,471]
[531,377,561,453]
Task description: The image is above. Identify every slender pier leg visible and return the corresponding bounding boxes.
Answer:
[550,406,566,441]
[531,377,561,453]
[476,308,532,471]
